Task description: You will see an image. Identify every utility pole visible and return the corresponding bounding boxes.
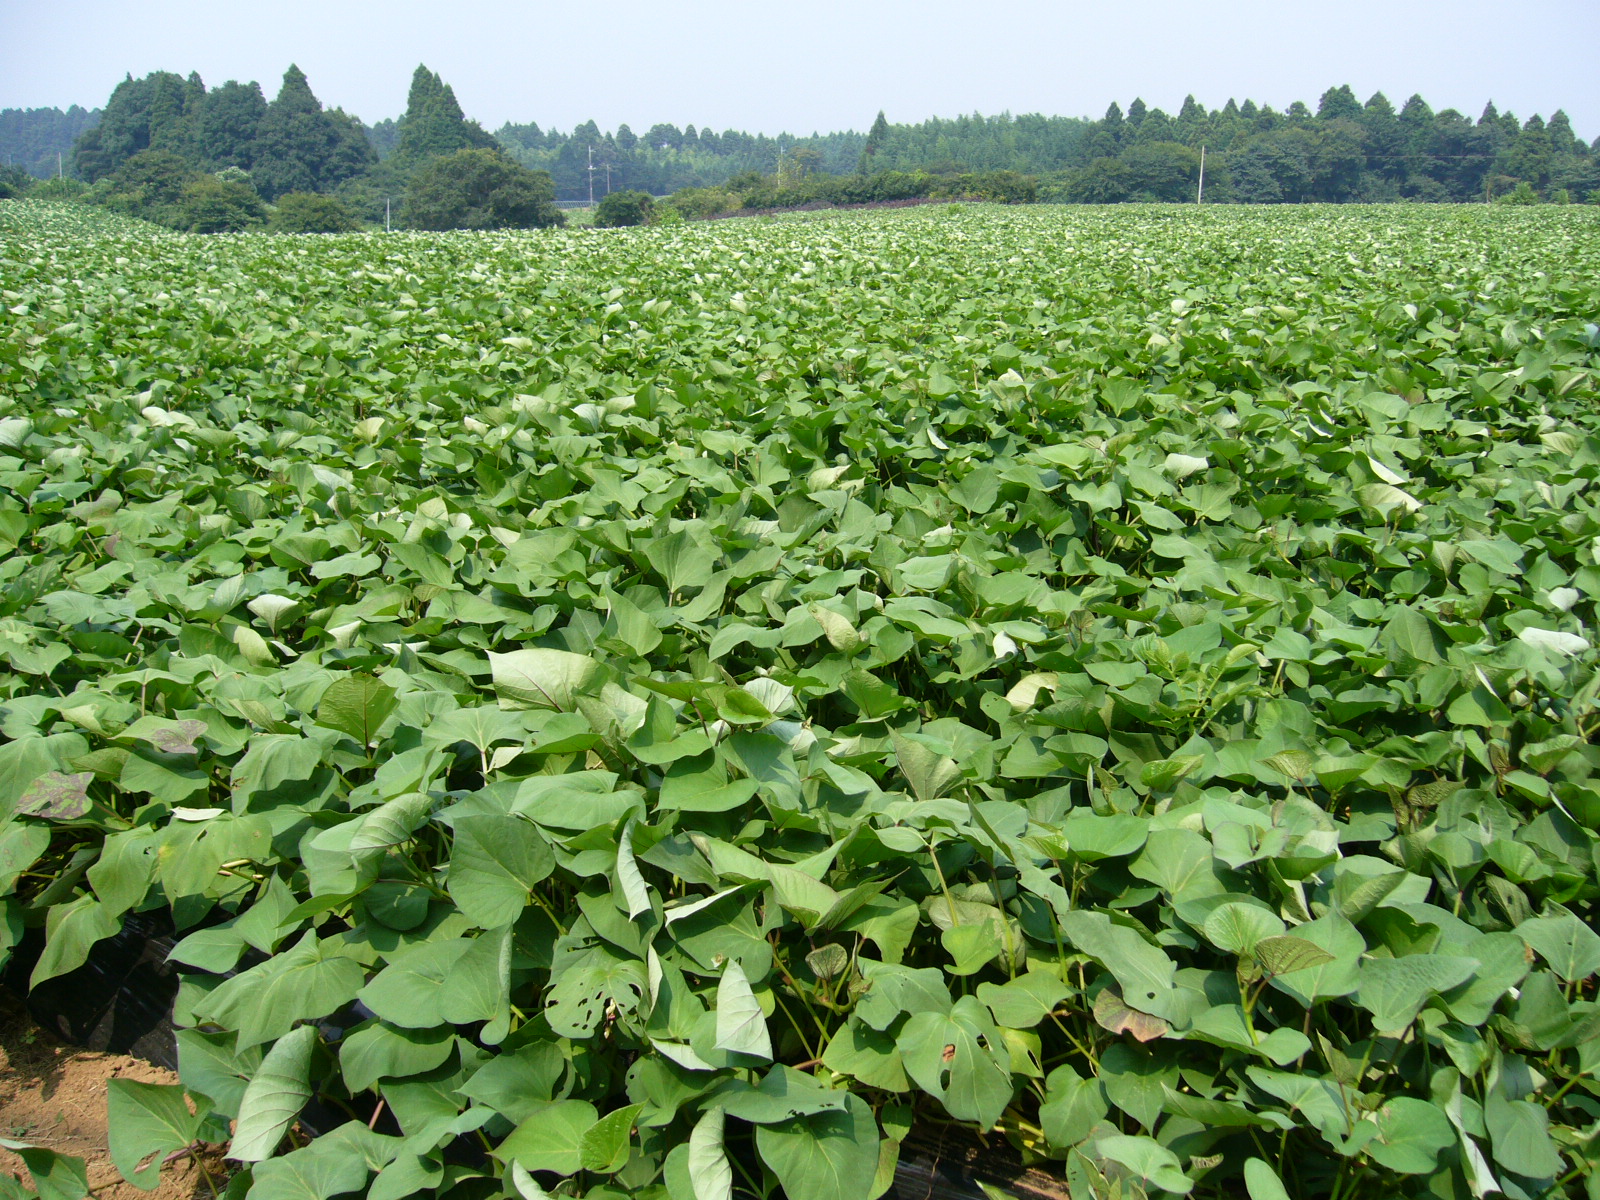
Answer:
[57,150,63,180]
[385,198,391,232]
[587,145,596,206]
[1197,146,1206,205]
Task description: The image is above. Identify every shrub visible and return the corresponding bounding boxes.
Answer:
[403,148,563,231]
[931,170,1037,204]
[270,192,361,233]
[0,165,30,199]
[594,189,654,228]
[661,186,731,220]
[96,149,197,224]
[1496,181,1539,206]
[1589,189,1600,206]
[179,173,267,233]
[28,177,89,201]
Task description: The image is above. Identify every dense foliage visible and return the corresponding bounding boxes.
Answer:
[495,112,1085,202]
[394,67,500,164]
[2,200,1600,1200]
[86,152,267,233]
[660,168,1036,219]
[267,192,361,234]
[0,106,100,179]
[50,64,548,230]
[69,67,373,199]
[402,149,564,231]
[594,190,655,228]
[502,88,1597,206]
[1046,87,1600,205]
[0,165,32,200]
[25,70,1596,211]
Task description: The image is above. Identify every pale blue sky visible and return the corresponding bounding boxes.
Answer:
[3,0,1597,137]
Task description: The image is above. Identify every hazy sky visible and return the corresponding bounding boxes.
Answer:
[3,0,1598,137]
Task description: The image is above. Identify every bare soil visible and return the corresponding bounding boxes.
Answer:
[0,991,228,1199]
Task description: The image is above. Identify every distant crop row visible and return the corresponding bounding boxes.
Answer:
[1,199,1599,1200]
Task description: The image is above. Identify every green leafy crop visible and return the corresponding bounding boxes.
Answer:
[1,196,1599,1200]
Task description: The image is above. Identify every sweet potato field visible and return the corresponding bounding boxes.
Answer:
[2,198,1600,1200]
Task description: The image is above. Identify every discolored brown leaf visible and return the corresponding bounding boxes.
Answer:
[1092,986,1172,1042]
[16,771,93,820]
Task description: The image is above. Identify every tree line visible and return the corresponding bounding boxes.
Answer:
[1040,86,1599,204]
[0,105,98,179]
[490,111,1092,201]
[0,65,566,231]
[3,74,1596,223]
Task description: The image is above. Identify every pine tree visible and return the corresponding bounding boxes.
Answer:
[1548,110,1577,156]
[251,65,375,200]
[199,81,266,170]
[1317,84,1362,121]
[858,110,890,172]
[396,65,496,163]
[72,71,195,181]
[1508,114,1554,190]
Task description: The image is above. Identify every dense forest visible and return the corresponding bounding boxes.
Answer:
[0,66,565,230]
[1043,86,1600,204]
[0,105,99,178]
[492,112,1093,199]
[515,87,1599,207]
[2,70,1597,219]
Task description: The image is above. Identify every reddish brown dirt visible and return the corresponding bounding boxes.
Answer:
[0,992,228,1199]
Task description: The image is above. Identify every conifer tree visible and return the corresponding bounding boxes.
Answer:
[858,110,890,172]
[251,65,374,200]
[198,81,266,171]
[396,66,496,163]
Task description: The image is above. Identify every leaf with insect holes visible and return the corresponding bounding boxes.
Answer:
[15,771,92,820]
[106,1081,203,1188]
[1093,987,1172,1042]
[896,995,1011,1128]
